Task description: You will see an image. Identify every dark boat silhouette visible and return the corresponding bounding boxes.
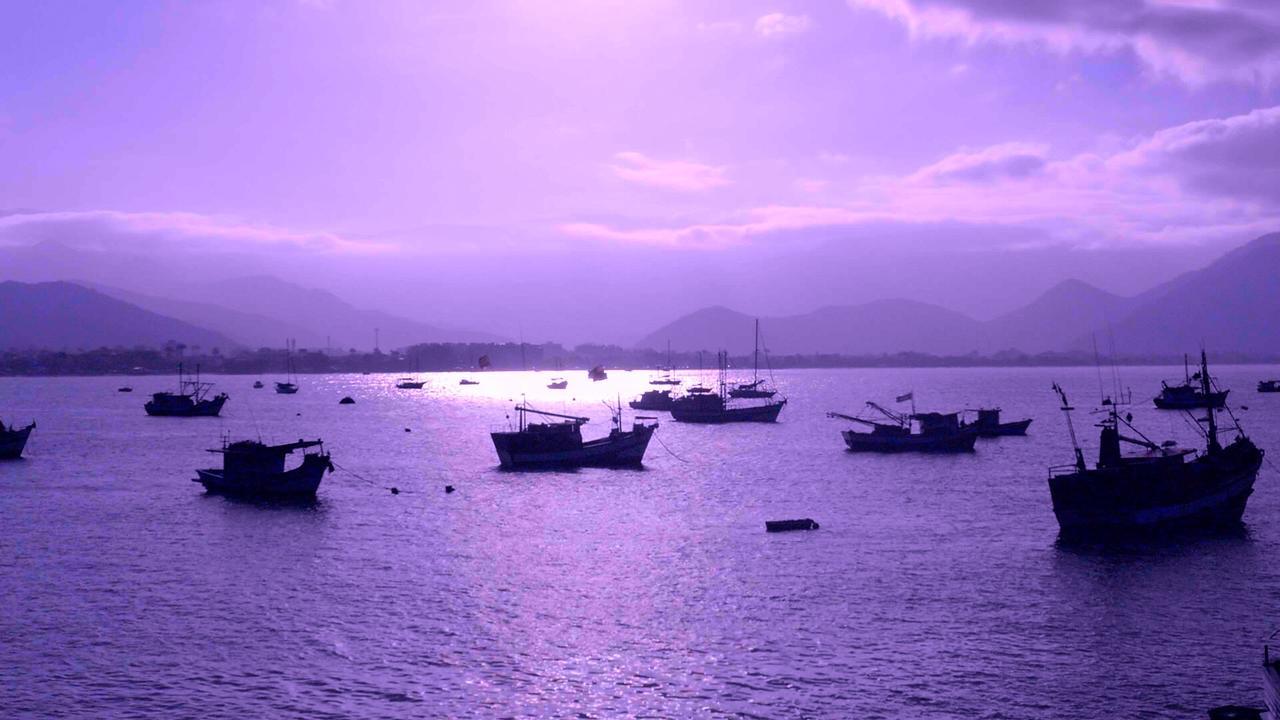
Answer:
[275,340,300,394]
[728,319,778,399]
[828,398,977,453]
[145,364,228,417]
[670,351,786,423]
[1154,354,1227,409]
[963,407,1032,437]
[1048,351,1262,536]
[588,365,608,382]
[630,388,674,411]
[117,386,133,393]
[396,377,426,389]
[194,438,333,498]
[490,404,657,469]
[253,380,264,389]
[459,378,479,386]
[1258,380,1280,393]
[0,419,35,460]
[547,378,568,389]
[649,341,682,386]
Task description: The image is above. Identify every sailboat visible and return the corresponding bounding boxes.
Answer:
[729,319,777,399]
[275,339,300,394]
[1049,350,1263,535]
[650,341,682,386]
[396,354,426,389]
[670,351,786,423]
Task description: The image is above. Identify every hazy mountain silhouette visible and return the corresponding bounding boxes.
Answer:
[0,281,234,351]
[984,279,1134,353]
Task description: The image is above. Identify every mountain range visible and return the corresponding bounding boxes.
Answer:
[636,232,1280,357]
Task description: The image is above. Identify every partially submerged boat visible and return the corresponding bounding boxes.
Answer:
[963,407,1032,437]
[145,364,228,417]
[630,388,674,412]
[194,437,333,499]
[0,419,35,460]
[828,401,978,453]
[1154,354,1227,409]
[490,404,657,469]
[1048,351,1263,536]
[728,319,777,399]
[670,351,785,423]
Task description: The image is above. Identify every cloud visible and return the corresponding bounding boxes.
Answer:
[754,13,812,38]
[609,151,730,192]
[908,142,1049,184]
[848,0,1280,84]
[0,210,389,255]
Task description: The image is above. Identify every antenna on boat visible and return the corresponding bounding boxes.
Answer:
[1200,348,1221,454]
[1052,383,1086,472]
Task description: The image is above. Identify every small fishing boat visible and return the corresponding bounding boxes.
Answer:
[1154,354,1227,409]
[670,351,786,423]
[649,341,682,386]
[0,419,36,460]
[396,378,426,389]
[276,339,300,394]
[629,389,674,411]
[460,378,479,386]
[194,437,333,499]
[963,407,1032,437]
[145,364,228,417]
[490,404,657,469]
[588,365,608,382]
[1258,380,1280,393]
[728,319,778,399]
[253,381,264,389]
[828,401,978,453]
[1048,351,1263,536]
[117,386,133,393]
[547,378,568,390]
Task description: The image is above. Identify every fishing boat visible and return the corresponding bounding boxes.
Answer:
[194,437,333,499]
[729,319,777,399]
[275,339,300,394]
[1154,354,1228,409]
[396,377,426,389]
[629,389,674,412]
[547,378,568,390]
[963,407,1032,437]
[588,365,608,382]
[253,381,264,389]
[490,403,657,469]
[1258,380,1280,393]
[0,419,35,460]
[145,364,228,417]
[117,386,133,393]
[670,351,786,423]
[460,378,479,386]
[649,341,682,386]
[828,396,977,453]
[1048,351,1263,536]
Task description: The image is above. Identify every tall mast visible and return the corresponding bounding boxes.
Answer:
[753,318,760,383]
[1201,350,1220,453]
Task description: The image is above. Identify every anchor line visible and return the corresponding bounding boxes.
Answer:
[330,460,414,494]
[653,433,690,464]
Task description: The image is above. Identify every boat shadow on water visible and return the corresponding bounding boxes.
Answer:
[1053,521,1254,557]
[197,491,327,512]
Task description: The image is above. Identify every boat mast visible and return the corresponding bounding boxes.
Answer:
[1052,383,1086,472]
[1201,350,1220,454]
[718,350,728,400]
[753,318,760,384]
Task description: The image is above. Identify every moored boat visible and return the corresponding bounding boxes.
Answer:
[194,438,333,498]
[1048,351,1263,536]
[547,378,568,390]
[649,341,682,386]
[630,389,674,411]
[728,319,777,399]
[588,365,608,382]
[276,339,300,394]
[1258,380,1280,393]
[828,399,977,453]
[459,378,479,386]
[145,364,228,417]
[0,419,36,460]
[670,351,786,423]
[253,380,264,389]
[490,404,657,469]
[963,407,1032,437]
[1154,354,1228,409]
[395,377,426,389]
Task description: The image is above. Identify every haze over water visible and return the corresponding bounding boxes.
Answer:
[3,366,1278,718]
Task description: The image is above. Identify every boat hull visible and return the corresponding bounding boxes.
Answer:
[194,454,330,498]
[0,424,35,460]
[841,428,977,453]
[491,426,655,469]
[974,419,1033,437]
[1153,389,1228,409]
[670,400,785,424]
[728,389,776,399]
[145,394,227,417]
[1048,439,1263,536]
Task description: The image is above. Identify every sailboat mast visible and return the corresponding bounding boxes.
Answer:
[753,318,760,383]
[1201,350,1220,453]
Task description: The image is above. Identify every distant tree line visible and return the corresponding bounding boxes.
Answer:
[2,341,1278,377]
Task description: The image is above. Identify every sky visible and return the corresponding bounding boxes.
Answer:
[3,0,1280,343]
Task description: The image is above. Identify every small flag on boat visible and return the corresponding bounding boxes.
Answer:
[896,391,913,403]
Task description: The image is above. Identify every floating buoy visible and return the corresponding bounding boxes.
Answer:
[765,518,820,533]
[445,485,455,494]
[295,412,302,417]
[404,428,411,433]
[390,487,400,495]
[339,396,355,404]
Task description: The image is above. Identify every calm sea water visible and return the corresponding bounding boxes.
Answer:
[2,366,1279,719]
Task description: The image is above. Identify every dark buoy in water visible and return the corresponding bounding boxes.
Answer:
[445,485,455,494]
[339,396,355,404]
[296,412,302,416]
[404,428,411,433]
[765,518,820,533]
[390,487,400,495]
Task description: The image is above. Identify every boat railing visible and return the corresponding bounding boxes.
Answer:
[1048,463,1085,478]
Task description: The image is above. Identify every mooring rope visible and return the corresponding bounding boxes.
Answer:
[330,460,415,495]
[653,433,690,464]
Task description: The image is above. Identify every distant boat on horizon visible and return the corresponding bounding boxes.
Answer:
[728,319,777,399]
[670,351,785,423]
[275,339,300,394]
[588,365,608,382]
[630,388,674,412]
[649,340,682,386]
[145,363,228,417]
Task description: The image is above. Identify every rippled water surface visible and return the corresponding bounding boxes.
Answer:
[3,366,1280,718]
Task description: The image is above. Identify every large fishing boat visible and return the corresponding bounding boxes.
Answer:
[630,388,675,412]
[728,319,777,399]
[490,404,657,469]
[194,437,333,498]
[1048,351,1262,535]
[670,351,786,423]
[828,395,977,453]
[963,407,1032,437]
[145,364,228,417]
[0,418,35,459]
[1154,354,1228,409]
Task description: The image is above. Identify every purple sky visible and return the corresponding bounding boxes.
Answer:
[3,0,1280,343]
